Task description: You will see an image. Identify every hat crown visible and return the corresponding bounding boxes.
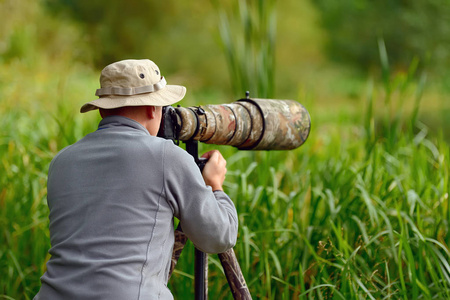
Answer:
[100,59,161,89]
[80,58,186,113]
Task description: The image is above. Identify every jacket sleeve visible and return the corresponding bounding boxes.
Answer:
[162,141,238,254]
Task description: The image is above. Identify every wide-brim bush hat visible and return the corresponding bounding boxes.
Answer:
[80,59,186,113]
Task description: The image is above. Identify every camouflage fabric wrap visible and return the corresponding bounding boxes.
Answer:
[174,98,311,150]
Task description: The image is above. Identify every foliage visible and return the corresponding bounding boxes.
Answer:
[44,0,175,67]
[2,59,449,298]
[0,0,92,66]
[313,0,450,73]
[212,0,277,98]
[43,0,229,79]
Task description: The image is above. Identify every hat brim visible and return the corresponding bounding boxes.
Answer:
[80,84,186,113]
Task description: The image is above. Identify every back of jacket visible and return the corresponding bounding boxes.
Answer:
[35,116,238,300]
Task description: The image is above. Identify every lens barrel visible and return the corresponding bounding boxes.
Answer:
[167,98,310,150]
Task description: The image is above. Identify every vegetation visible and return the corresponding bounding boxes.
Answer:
[213,0,277,97]
[1,0,449,299]
[313,0,450,73]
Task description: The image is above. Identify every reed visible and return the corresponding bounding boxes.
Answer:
[212,0,276,98]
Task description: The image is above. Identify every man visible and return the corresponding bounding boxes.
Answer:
[35,59,238,299]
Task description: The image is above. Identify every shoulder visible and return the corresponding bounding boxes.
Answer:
[162,140,198,170]
[48,144,73,169]
[163,140,190,157]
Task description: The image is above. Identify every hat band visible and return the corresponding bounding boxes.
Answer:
[95,77,167,96]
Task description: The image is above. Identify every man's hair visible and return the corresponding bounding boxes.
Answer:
[99,106,153,118]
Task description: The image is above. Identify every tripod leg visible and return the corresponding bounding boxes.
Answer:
[195,249,208,300]
[169,223,210,300]
[218,249,252,300]
[168,225,188,279]
[169,224,209,299]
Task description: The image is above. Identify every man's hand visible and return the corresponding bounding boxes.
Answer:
[201,150,227,191]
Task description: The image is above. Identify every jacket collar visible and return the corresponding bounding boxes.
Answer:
[97,115,150,135]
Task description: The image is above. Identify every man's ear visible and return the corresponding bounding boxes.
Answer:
[146,106,156,120]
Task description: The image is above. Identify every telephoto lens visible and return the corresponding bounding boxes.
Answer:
[158,98,311,151]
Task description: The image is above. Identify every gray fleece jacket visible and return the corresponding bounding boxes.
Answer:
[34,116,238,300]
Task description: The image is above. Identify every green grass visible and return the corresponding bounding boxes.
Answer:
[213,0,276,98]
[4,59,448,299]
[2,64,450,300]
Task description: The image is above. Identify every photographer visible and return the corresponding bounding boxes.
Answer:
[34,59,238,300]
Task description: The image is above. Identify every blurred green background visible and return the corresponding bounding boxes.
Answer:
[2,0,449,136]
[1,0,450,299]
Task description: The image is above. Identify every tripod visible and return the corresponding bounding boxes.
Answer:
[168,140,252,300]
